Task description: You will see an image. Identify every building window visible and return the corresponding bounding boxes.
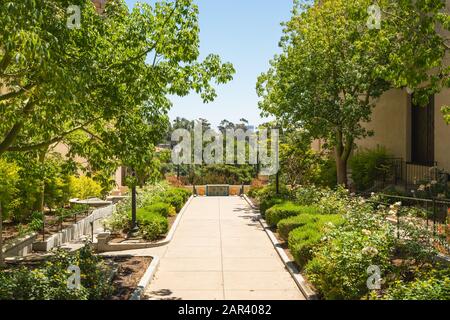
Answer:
[411,94,435,166]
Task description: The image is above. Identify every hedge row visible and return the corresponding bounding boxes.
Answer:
[136,187,191,241]
[286,214,344,268]
[265,202,323,227]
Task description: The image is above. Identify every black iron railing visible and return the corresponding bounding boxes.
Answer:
[363,193,450,255]
[364,158,448,197]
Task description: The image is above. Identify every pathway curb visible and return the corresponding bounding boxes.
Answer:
[97,196,194,252]
[129,256,161,300]
[243,195,319,300]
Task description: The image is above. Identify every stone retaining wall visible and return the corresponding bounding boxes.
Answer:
[33,205,114,252]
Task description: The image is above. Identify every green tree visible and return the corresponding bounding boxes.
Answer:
[0,0,234,158]
[257,0,449,186]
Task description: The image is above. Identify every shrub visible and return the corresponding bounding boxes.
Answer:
[0,245,112,300]
[305,227,395,300]
[286,214,344,267]
[349,146,391,191]
[103,201,131,232]
[28,211,44,232]
[289,226,323,268]
[266,202,322,227]
[163,188,191,212]
[69,176,102,200]
[259,197,284,217]
[0,158,20,218]
[173,188,192,202]
[311,158,337,188]
[254,184,292,217]
[144,202,176,217]
[279,213,344,241]
[295,185,350,215]
[137,208,169,241]
[373,269,450,300]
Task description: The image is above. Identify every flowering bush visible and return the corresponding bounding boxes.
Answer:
[305,225,395,300]
[295,185,350,215]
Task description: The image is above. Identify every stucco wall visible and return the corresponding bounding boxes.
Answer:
[435,88,450,171]
[356,89,410,160]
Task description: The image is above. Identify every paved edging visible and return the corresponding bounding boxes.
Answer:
[2,232,38,258]
[242,195,318,300]
[97,196,194,252]
[130,256,161,300]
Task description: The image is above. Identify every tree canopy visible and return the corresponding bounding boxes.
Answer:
[257,0,449,185]
[0,0,235,163]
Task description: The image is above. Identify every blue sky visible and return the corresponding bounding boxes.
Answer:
[124,0,294,128]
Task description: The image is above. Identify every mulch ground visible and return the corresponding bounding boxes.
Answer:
[109,256,152,300]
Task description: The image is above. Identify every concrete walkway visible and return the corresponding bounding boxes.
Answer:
[144,196,305,300]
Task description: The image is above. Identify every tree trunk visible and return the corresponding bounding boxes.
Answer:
[334,130,352,187]
[34,149,47,212]
[336,155,348,187]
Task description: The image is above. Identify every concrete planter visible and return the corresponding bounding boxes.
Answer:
[97,196,194,253]
[33,205,114,252]
[2,232,38,258]
[129,256,160,300]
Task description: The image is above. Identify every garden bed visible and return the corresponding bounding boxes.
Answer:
[108,215,177,244]
[107,256,153,300]
[248,184,450,300]
[103,182,192,245]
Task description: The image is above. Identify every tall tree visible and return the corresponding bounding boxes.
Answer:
[257,0,449,186]
[0,0,235,158]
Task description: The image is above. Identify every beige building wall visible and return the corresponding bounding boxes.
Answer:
[356,89,410,160]
[435,88,450,171]
[356,87,450,173]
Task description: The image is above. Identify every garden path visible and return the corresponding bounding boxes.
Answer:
[142,196,305,300]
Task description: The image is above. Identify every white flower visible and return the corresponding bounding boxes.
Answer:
[362,246,379,257]
[362,229,372,236]
[431,180,438,185]
[388,209,397,216]
[394,202,402,207]
[418,185,426,191]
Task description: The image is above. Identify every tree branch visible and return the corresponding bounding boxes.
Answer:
[7,118,103,152]
[0,83,35,101]
[0,98,36,155]
[106,0,179,71]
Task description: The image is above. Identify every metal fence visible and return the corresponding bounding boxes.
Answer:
[368,158,449,196]
[364,193,450,255]
[40,206,90,241]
